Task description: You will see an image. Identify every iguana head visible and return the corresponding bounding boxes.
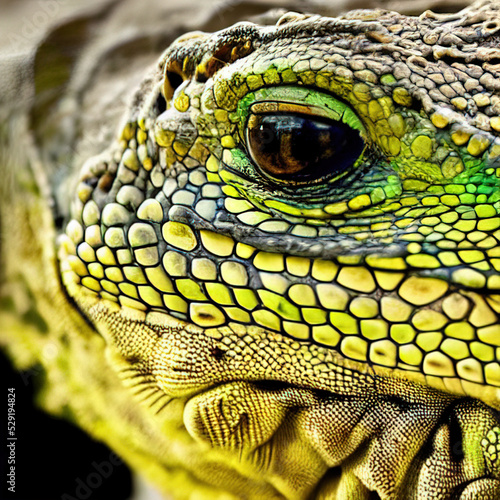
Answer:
[54,0,500,497]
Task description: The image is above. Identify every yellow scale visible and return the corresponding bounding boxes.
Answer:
[58,30,500,409]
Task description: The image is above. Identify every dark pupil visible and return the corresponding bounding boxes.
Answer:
[246,114,364,182]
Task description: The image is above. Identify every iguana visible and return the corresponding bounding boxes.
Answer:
[2,0,500,498]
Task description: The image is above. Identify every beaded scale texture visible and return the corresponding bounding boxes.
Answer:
[3,0,500,498]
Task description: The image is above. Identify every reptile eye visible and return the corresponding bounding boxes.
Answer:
[245,112,364,184]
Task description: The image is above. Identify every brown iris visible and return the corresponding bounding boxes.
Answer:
[245,113,364,184]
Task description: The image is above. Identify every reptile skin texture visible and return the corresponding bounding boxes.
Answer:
[2,0,500,498]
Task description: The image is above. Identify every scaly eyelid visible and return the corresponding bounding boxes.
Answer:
[250,101,342,121]
[237,85,366,132]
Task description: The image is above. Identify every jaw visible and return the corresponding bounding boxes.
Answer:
[81,297,500,499]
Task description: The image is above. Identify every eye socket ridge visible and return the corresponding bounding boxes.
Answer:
[245,109,365,185]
